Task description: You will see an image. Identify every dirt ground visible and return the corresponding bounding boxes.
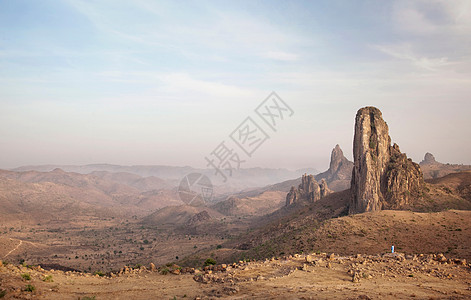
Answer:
[1,252,470,299]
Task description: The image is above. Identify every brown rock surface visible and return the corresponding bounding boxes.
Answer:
[286,174,332,206]
[319,179,333,198]
[316,144,354,191]
[350,107,424,214]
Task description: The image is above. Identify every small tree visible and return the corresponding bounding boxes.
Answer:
[204,258,216,266]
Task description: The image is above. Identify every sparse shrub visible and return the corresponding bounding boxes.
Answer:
[0,289,6,298]
[21,273,31,281]
[204,258,216,266]
[369,137,376,149]
[216,245,222,249]
[93,271,105,277]
[43,275,53,282]
[160,268,169,275]
[24,284,35,292]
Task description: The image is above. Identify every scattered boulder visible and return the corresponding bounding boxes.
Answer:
[149,263,157,272]
[352,271,361,283]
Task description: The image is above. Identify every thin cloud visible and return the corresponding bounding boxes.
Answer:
[374,44,450,71]
[263,51,299,62]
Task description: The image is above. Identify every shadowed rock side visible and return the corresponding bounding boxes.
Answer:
[315,144,353,191]
[286,174,332,206]
[350,107,424,214]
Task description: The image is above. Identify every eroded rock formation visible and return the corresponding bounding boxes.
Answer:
[421,152,438,165]
[315,145,354,191]
[320,179,333,198]
[286,174,331,206]
[349,107,424,214]
[187,210,211,226]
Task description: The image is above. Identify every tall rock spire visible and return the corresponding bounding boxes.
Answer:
[349,107,424,214]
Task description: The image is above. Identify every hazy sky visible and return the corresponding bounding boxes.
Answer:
[1,0,470,170]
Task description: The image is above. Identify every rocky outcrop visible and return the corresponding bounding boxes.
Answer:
[315,145,353,191]
[419,152,471,179]
[319,179,333,198]
[285,186,299,206]
[420,152,438,165]
[186,210,211,226]
[349,107,424,214]
[286,174,331,206]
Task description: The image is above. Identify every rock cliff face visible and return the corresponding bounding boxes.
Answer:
[349,107,424,214]
[319,179,333,198]
[286,174,331,206]
[315,145,353,191]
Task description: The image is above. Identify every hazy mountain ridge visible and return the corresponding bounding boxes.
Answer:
[419,152,471,179]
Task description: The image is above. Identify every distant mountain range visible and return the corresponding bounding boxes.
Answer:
[11,164,318,194]
[419,152,471,179]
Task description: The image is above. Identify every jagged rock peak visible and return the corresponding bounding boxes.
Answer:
[420,152,438,165]
[330,144,344,170]
[286,173,331,206]
[315,145,354,190]
[349,106,424,214]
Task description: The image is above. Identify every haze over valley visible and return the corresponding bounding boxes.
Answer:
[1,1,471,299]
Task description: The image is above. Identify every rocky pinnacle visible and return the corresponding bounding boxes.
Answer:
[349,107,424,214]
